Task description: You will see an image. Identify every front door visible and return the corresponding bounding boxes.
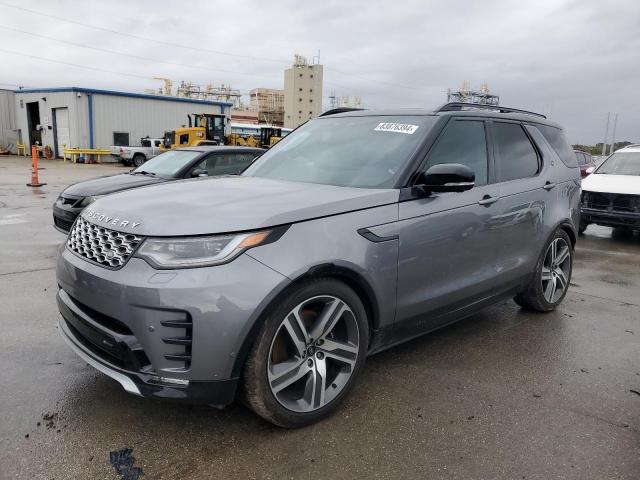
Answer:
[394,117,502,338]
[26,101,41,148]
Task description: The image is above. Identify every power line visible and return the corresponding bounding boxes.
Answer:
[0,0,420,92]
[0,1,290,65]
[0,47,154,81]
[0,24,281,80]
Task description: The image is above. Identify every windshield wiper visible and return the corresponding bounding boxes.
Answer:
[130,170,156,176]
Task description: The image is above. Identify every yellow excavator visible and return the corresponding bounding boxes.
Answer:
[228,127,286,148]
[162,113,227,150]
[163,114,287,150]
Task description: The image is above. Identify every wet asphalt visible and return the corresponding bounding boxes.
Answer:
[0,155,638,479]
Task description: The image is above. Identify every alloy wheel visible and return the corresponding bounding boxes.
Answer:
[267,295,360,413]
[541,238,571,303]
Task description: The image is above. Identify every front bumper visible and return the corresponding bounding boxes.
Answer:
[56,247,290,405]
[581,207,640,228]
[58,314,238,404]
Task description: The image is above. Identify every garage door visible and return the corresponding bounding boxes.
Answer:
[54,108,70,157]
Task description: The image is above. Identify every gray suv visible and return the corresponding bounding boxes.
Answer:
[56,103,581,427]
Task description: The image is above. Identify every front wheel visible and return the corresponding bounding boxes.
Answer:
[514,229,573,312]
[242,279,369,428]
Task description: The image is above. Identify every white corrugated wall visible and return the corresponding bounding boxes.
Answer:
[91,94,225,148]
[12,89,229,154]
[12,91,88,154]
[0,89,17,152]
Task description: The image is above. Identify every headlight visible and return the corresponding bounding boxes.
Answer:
[134,230,273,268]
[79,195,104,207]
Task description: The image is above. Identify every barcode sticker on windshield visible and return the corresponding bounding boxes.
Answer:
[374,123,419,135]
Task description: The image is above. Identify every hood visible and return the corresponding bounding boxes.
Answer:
[582,174,640,196]
[82,176,399,236]
[63,173,166,197]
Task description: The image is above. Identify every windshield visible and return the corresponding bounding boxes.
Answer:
[243,115,436,188]
[131,150,201,177]
[595,151,640,176]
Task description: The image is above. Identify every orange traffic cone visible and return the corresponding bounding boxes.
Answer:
[26,145,46,187]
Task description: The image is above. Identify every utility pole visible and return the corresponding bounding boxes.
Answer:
[602,112,610,156]
[609,113,618,155]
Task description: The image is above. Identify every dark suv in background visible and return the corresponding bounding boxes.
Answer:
[53,146,263,232]
[56,103,580,427]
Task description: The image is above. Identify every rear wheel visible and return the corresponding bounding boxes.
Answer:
[132,154,145,167]
[242,279,369,428]
[514,229,573,312]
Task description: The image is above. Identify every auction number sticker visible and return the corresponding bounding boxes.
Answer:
[374,123,419,134]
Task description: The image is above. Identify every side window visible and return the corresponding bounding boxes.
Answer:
[179,133,190,145]
[493,122,539,182]
[574,152,582,165]
[209,153,257,176]
[192,154,217,175]
[154,140,162,147]
[578,152,588,165]
[536,124,577,168]
[425,120,488,186]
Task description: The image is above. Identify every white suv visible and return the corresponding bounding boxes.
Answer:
[580,144,640,234]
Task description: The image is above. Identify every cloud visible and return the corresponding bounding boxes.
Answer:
[0,0,637,143]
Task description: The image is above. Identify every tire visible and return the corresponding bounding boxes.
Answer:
[242,278,369,428]
[132,154,145,168]
[578,221,588,235]
[514,229,573,312]
[612,226,633,239]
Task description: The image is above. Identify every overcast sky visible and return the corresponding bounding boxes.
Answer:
[0,0,638,144]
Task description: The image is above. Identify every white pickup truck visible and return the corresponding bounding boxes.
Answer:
[111,137,163,167]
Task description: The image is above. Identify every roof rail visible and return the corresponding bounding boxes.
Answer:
[435,102,546,119]
[319,107,365,117]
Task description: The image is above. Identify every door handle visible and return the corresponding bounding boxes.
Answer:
[478,195,498,206]
[543,181,556,191]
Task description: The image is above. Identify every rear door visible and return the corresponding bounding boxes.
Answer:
[489,120,552,292]
[394,117,503,337]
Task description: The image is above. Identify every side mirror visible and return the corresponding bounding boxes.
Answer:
[191,169,208,177]
[415,163,475,194]
[586,166,595,174]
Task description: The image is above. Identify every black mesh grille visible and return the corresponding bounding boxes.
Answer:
[54,216,74,233]
[67,217,143,269]
[584,192,640,213]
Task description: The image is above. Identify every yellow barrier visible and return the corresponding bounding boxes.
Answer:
[62,147,112,164]
[17,143,27,156]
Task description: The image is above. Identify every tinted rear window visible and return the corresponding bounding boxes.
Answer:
[536,124,577,168]
[493,122,539,182]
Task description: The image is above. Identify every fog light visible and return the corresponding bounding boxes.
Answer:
[149,376,189,386]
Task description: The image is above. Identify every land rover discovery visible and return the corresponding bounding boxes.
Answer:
[56,103,580,427]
